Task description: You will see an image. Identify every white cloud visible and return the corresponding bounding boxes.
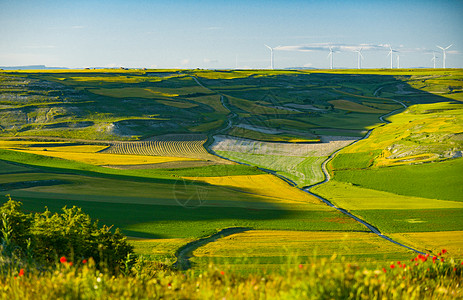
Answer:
[180,59,190,65]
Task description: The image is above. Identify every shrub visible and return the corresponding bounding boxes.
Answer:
[0,196,133,271]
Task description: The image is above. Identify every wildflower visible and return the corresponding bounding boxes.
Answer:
[454,267,457,272]
[60,256,67,264]
[442,249,447,254]
[220,271,225,275]
[438,252,442,256]
[425,253,430,258]
[415,263,419,266]
[167,283,172,289]
[18,269,25,277]
[461,262,463,265]
[432,256,437,263]
[298,264,303,269]
[82,259,87,264]
[68,262,73,266]
[397,261,401,265]
[390,264,395,269]
[441,257,445,262]
[382,267,387,273]
[402,264,406,268]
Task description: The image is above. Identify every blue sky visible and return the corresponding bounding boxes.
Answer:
[1,0,462,69]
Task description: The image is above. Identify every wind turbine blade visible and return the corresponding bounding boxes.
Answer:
[445,44,453,50]
[437,45,444,50]
[264,44,272,50]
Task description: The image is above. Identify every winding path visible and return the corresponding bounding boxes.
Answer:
[173,78,425,269]
[173,227,250,270]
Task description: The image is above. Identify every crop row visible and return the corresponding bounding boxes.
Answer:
[102,139,210,158]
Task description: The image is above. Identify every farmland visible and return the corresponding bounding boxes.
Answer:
[0,68,462,274]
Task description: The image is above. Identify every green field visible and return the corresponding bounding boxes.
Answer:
[1,68,462,272]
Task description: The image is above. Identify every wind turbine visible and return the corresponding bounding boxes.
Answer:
[264,44,274,70]
[387,46,395,69]
[328,46,334,69]
[354,48,364,69]
[437,44,452,69]
[396,54,400,69]
[431,52,437,69]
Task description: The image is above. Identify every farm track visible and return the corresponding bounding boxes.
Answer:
[177,78,426,270]
[173,227,250,270]
[304,93,426,254]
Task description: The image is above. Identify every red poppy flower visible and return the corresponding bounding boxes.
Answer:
[454,267,457,272]
[60,256,67,263]
[220,271,225,275]
[298,264,303,269]
[438,252,442,256]
[82,259,87,264]
[442,249,447,254]
[397,261,401,265]
[68,262,73,266]
[441,258,445,262]
[382,267,387,273]
[390,264,395,269]
[18,269,24,276]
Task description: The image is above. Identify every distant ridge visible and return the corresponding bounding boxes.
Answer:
[0,65,69,70]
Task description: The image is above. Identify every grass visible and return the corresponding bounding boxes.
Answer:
[128,238,192,261]
[10,196,365,239]
[352,208,463,233]
[390,231,463,258]
[182,174,322,205]
[311,180,463,210]
[191,231,414,265]
[215,151,326,186]
[332,158,463,202]
[3,252,463,299]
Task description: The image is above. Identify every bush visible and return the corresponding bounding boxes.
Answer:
[0,196,133,271]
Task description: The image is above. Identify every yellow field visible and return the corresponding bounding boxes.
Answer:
[0,141,194,166]
[183,174,324,205]
[192,230,412,259]
[391,231,463,258]
[328,99,388,113]
[15,149,193,166]
[129,238,191,259]
[90,87,179,98]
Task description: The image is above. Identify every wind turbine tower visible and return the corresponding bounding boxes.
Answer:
[431,52,437,69]
[387,46,394,69]
[354,48,364,69]
[264,44,274,70]
[437,44,452,69]
[396,54,400,69]
[328,46,334,69]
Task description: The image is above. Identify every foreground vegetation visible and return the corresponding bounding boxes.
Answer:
[3,251,462,299]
